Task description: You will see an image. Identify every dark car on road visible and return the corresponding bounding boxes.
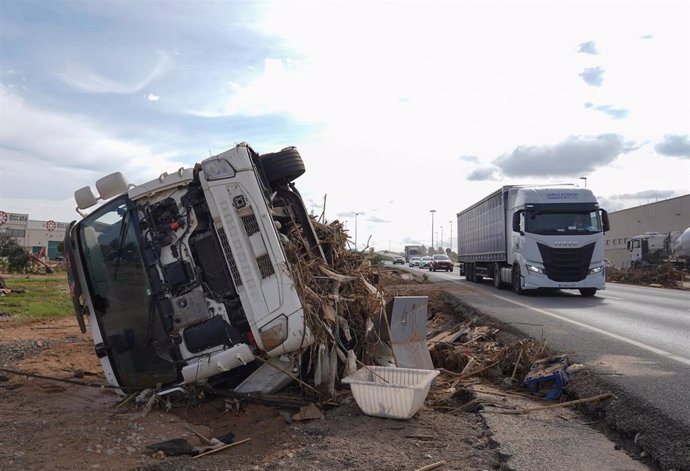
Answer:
[430,254,454,272]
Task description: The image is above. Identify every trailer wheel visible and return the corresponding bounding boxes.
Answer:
[466,263,474,282]
[475,274,483,283]
[260,147,305,186]
[512,265,523,295]
[579,288,597,297]
[493,263,502,289]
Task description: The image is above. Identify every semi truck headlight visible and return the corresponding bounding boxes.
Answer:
[202,159,236,181]
[589,266,604,275]
[525,264,544,274]
[258,315,288,351]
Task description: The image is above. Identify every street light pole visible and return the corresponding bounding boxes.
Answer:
[448,220,453,252]
[579,177,587,187]
[440,226,444,250]
[430,209,436,253]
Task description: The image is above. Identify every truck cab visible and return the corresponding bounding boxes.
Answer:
[64,143,319,392]
[509,187,609,295]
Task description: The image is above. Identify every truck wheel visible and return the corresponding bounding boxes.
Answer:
[475,275,483,283]
[260,147,305,186]
[465,263,473,281]
[493,263,502,289]
[579,288,597,297]
[512,266,523,295]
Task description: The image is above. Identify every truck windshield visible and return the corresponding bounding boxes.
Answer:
[78,196,178,389]
[525,210,602,235]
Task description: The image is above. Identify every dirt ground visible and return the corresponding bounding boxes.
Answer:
[0,276,509,471]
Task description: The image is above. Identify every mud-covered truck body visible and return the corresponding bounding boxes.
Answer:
[64,143,320,391]
[456,185,610,296]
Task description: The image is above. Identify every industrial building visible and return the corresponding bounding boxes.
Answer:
[0,210,68,260]
[604,194,690,268]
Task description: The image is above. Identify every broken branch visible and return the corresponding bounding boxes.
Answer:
[414,460,447,471]
[487,393,615,415]
[191,437,251,460]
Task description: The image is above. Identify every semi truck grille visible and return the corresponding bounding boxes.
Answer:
[215,224,243,286]
[537,242,595,282]
[241,214,260,236]
[256,254,275,279]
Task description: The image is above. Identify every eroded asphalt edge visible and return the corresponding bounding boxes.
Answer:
[439,286,690,471]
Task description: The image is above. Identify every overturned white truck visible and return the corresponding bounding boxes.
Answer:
[64,143,322,392]
[457,185,610,296]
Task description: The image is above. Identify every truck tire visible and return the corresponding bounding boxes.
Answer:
[475,274,483,283]
[260,147,305,186]
[493,263,502,289]
[466,263,474,282]
[579,288,597,297]
[512,265,523,295]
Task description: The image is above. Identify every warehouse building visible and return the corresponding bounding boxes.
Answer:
[0,210,69,260]
[604,194,690,268]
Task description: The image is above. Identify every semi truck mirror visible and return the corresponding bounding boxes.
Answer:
[601,209,610,232]
[512,211,521,233]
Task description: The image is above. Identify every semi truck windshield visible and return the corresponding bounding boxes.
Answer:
[525,210,602,235]
[78,197,178,388]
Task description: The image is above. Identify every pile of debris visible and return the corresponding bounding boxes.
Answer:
[606,263,685,289]
[281,217,391,398]
[425,319,555,411]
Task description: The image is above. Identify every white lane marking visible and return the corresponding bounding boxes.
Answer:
[486,292,690,367]
[604,295,625,300]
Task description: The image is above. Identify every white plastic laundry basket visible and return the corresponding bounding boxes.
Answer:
[342,366,440,420]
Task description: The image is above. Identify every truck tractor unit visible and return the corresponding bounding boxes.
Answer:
[404,245,421,262]
[64,143,321,392]
[627,227,690,269]
[456,185,610,297]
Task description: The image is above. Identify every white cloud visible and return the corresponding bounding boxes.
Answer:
[654,135,690,158]
[579,67,605,86]
[493,134,632,177]
[147,93,160,102]
[57,51,170,94]
[0,85,182,220]
[577,41,599,54]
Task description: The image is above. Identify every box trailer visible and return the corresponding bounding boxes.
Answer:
[456,185,610,296]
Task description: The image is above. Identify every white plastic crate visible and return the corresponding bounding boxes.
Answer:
[342,366,440,420]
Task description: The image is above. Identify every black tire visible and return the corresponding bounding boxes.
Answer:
[512,265,523,295]
[466,263,474,282]
[493,263,502,289]
[475,275,483,283]
[579,288,597,297]
[260,147,305,186]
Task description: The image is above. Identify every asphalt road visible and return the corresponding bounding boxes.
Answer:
[393,261,690,468]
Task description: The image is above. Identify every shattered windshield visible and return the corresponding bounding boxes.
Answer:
[78,196,178,388]
[525,210,602,235]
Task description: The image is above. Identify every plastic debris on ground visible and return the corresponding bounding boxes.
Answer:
[524,354,570,400]
[342,366,440,419]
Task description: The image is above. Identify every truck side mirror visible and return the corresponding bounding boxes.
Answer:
[512,211,521,233]
[601,209,610,233]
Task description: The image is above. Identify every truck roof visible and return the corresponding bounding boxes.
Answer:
[456,184,597,216]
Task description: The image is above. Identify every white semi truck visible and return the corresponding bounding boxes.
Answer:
[64,143,320,392]
[627,227,690,269]
[456,185,610,296]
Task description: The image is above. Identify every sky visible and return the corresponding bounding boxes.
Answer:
[1,0,689,253]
